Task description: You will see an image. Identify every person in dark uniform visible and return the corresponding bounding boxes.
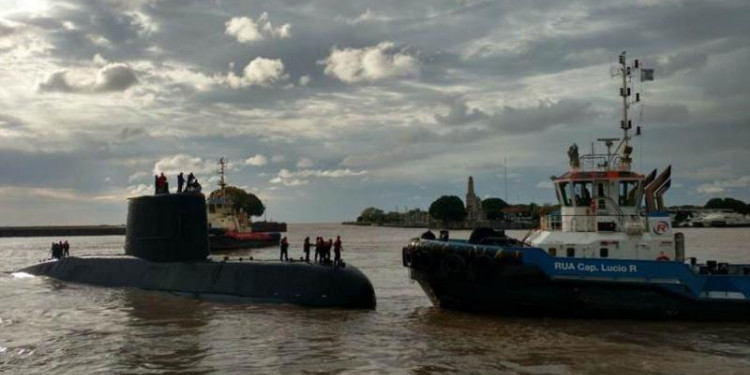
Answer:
[303,236,311,263]
[177,172,185,193]
[333,236,343,265]
[325,238,333,262]
[50,242,61,259]
[314,237,323,263]
[280,236,289,261]
[62,240,70,257]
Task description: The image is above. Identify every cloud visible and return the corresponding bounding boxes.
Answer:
[38,63,138,93]
[345,8,395,25]
[490,100,598,134]
[298,75,311,86]
[225,57,288,88]
[270,168,368,186]
[296,157,315,168]
[535,180,554,189]
[696,176,750,195]
[128,171,149,183]
[118,127,147,140]
[153,154,216,176]
[224,12,291,44]
[321,42,419,83]
[271,155,286,163]
[245,154,268,166]
[657,50,708,77]
[435,97,488,125]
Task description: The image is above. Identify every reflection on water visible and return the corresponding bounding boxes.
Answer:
[116,291,212,374]
[1,227,750,374]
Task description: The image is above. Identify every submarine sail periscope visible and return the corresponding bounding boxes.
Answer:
[19,193,376,309]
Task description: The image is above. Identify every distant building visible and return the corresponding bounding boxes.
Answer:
[465,176,488,228]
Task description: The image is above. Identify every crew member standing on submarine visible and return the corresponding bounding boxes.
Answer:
[280,236,289,261]
[333,236,343,266]
[303,236,311,263]
[314,237,323,263]
[177,172,185,193]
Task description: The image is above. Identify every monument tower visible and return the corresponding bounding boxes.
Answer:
[465,176,485,225]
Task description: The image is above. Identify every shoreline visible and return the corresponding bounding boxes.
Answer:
[0,225,126,238]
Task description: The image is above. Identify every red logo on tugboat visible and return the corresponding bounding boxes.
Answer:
[652,221,670,235]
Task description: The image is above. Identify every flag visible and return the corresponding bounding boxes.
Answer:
[641,69,654,82]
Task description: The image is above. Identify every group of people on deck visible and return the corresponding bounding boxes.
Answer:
[280,236,344,265]
[50,241,69,259]
[155,172,201,195]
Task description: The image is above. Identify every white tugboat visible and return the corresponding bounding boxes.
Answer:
[207,158,282,251]
[402,52,750,320]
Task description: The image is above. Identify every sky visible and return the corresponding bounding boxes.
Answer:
[0,0,748,225]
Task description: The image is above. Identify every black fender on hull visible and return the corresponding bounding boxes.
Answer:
[19,257,376,309]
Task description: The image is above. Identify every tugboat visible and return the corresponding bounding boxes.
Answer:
[402,52,750,320]
[208,158,284,252]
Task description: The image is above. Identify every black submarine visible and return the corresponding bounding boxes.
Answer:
[18,193,376,309]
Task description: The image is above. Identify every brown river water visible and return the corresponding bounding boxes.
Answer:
[2,225,750,374]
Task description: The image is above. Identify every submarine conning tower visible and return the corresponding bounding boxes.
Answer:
[125,193,210,262]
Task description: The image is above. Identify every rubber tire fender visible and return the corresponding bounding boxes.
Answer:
[443,252,466,274]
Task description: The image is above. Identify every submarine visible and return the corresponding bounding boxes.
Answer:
[18,193,376,309]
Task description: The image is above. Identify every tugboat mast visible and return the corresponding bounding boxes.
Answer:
[218,157,228,197]
[611,51,644,172]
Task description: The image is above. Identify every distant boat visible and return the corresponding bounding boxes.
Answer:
[207,158,282,252]
[697,212,750,228]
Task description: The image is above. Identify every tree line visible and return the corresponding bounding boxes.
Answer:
[356,196,558,226]
[357,196,749,227]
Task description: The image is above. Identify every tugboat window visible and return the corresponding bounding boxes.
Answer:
[549,248,557,256]
[600,248,609,258]
[566,248,575,257]
[573,181,593,207]
[558,182,572,206]
[597,183,607,209]
[619,181,640,206]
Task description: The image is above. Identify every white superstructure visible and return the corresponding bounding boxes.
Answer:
[526,52,684,261]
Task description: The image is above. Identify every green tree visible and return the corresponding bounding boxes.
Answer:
[209,186,265,217]
[481,197,509,220]
[358,207,385,223]
[705,197,748,214]
[429,195,467,225]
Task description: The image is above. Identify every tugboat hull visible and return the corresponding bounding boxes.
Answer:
[410,268,750,320]
[404,239,750,320]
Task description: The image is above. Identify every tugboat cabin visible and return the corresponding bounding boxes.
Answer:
[529,136,679,262]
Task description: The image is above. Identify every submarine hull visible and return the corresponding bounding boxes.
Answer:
[20,257,376,309]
